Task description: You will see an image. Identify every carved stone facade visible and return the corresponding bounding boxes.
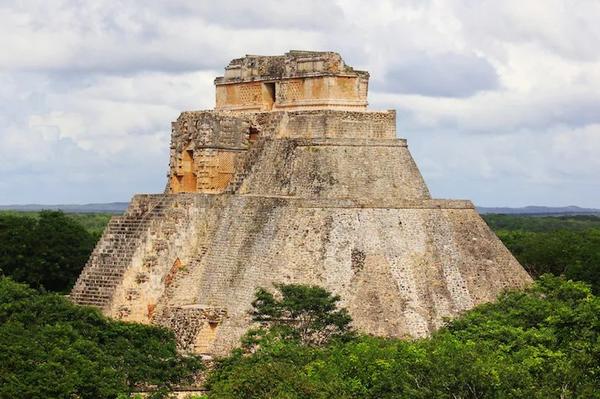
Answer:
[166,109,398,195]
[71,51,532,357]
[215,51,369,112]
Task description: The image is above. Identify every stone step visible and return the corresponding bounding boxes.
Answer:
[79,274,123,281]
[71,195,173,309]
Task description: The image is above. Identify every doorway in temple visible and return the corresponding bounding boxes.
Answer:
[179,149,197,192]
[262,82,276,110]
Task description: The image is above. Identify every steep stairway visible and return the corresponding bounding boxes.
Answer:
[70,195,171,309]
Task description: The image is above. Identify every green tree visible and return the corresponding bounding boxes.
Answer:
[482,214,600,293]
[251,284,353,346]
[0,278,202,399]
[496,229,600,293]
[0,211,97,292]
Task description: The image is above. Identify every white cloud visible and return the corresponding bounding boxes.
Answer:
[0,0,324,74]
[0,0,599,206]
[451,0,600,62]
[374,52,499,97]
[407,125,600,207]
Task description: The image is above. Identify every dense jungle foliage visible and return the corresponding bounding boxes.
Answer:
[0,211,99,292]
[483,214,600,232]
[0,211,598,398]
[0,278,202,399]
[483,214,600,293]
[207,276,600,398]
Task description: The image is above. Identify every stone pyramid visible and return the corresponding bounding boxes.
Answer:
[71,51,531,356]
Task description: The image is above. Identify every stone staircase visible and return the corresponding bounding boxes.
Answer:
[70,195,171,309]
[225,137,268,193]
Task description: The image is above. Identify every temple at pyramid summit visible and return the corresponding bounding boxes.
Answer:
[71,51,532,356]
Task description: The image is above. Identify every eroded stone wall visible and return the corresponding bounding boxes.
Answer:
[278,110,395,139]
[168,112,249,194]
[96,194,530,356]
[106,195,217,323]
[217,51,363,83]
[215,76,368,112]
[214,51,369,112]
[167,110,397,195]
[238,138,430,201]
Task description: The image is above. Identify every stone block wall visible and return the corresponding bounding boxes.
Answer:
[214,51,369,112]
[167,110,397,195]
[95,194,529,356]
[168,111,250,194]
[215,76,368,112]
[238,138,430,201]
[279,110,395,139]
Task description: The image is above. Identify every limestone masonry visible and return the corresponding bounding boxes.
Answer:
[71,51,532,356]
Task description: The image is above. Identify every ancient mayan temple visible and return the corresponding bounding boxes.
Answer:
[71,51,531,356]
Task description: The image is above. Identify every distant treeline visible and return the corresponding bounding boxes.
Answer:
[0,210,112,238]
[483,213,600,232]
[483,214,600,294]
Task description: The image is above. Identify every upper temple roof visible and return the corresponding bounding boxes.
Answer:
[214,50,369,84]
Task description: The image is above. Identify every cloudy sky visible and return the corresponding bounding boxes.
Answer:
[1,0,599,207]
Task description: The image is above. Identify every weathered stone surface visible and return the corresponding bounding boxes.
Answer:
[71,51,532,357]
[214,50,369,112]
